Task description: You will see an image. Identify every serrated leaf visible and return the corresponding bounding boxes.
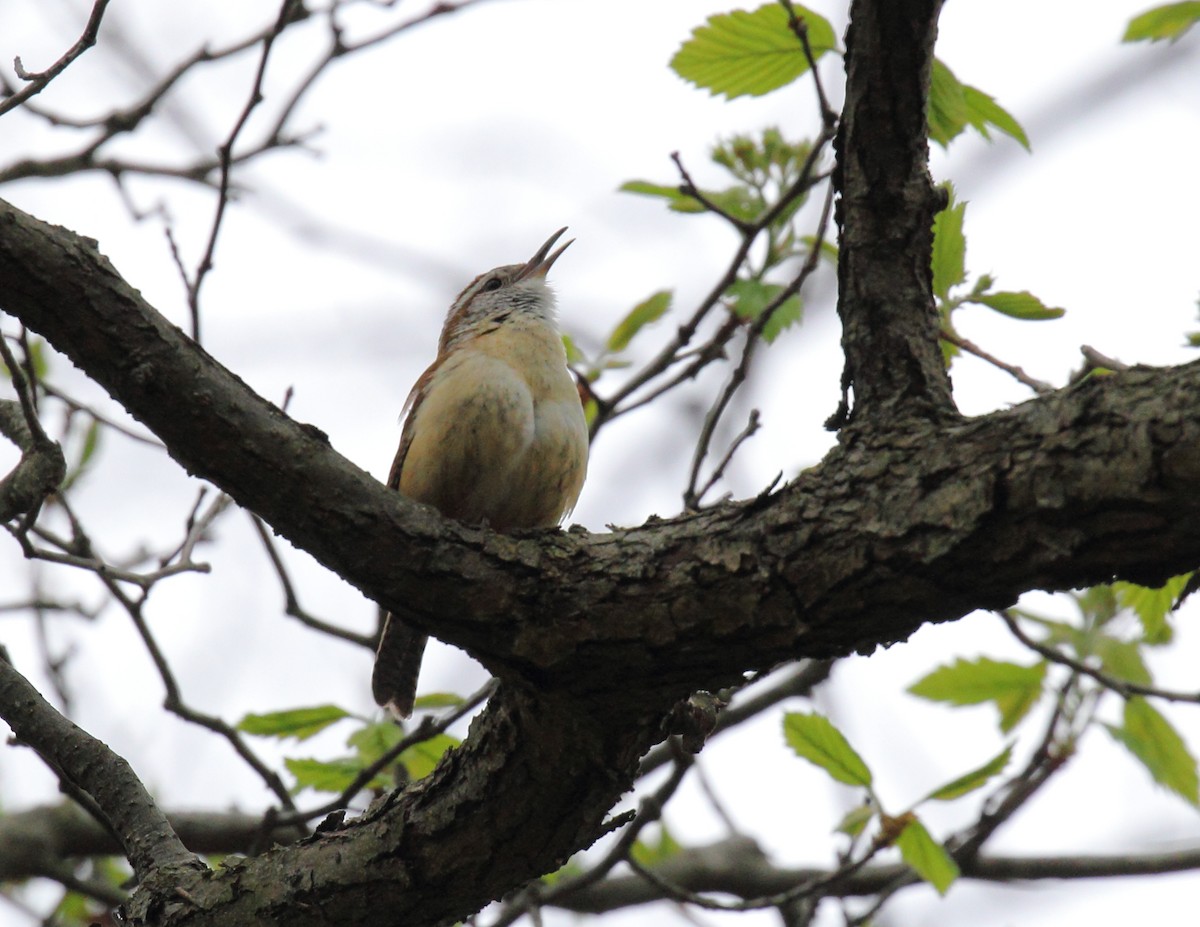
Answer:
[399,732,459,781]
[1107,697,1199,806]
[835,803,876,837]
[237,704,350,741]
[608,291,672,353]
[1123,2,1200,42]
[783,712,873,787]
[619,180,705,213]
[285,757,368,794]
[908,658,1046,733]
[971,290,1065,320]
[630,825,683,866]
[895,818,960,895]
[1115,573,1193,644]
[930,59,1028,151]
[925,745,1013,802]
[931,191,967,300]
[671,3,837,101]
[962,85,1031,151]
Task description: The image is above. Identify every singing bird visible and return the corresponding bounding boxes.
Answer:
[371,229,588,718]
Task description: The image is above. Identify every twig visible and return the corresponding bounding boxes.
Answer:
[639,660,833,777]
[939,328,1054,394]
[1000,609,1200,703]
[250,514,375,649]
[671,151,752,232]
[273,680,495,829]
[188,0,303,340]
[0,0,112,118]
[683,181,835,509]
[779,0,837,127]
[490,746,695,927]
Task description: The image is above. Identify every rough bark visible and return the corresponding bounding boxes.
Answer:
[1,0,1199,924]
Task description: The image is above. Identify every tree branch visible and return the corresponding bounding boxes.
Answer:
[3,187,1200,923]
[0,653,200,885]
[546,836,1200,914]
[830,0,954,427]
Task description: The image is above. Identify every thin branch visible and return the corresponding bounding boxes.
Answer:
[250,513,375,649]
[1000,609,1200,703]
[0,0,112,118]
[684,180,836,509]
[491,745,695,927]
[272,680,495,829]
[0,649,197,883]
[940,328,1054,394]
[188,0,303,340]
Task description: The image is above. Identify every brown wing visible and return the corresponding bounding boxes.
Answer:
[373,361,438,717]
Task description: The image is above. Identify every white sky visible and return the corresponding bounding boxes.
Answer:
[1,2,1199,926]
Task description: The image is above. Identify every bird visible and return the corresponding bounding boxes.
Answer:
[371,228,589,718]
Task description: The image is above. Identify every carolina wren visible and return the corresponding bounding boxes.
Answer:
[371,228,589,718]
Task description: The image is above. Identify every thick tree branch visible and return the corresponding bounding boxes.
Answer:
[832,0,955,426]
[0,803,303,884]
[0,654,200,885]
[2,1,1200,923]
[3,188,1200,924]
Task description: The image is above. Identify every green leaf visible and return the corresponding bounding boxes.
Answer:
[925,745,1013,802]
[931,190,967,300]
[835,803,876,837]
[908,658,1046,733]
[970,290,1065,320]
[619,180,705,214]
[399,733,459,781]
[800,235,838,265]
[727,278,803,343]
[1091,635,1154,685]
[930,59,1029,150]
[671,3,837,101]
[412,692,468,710]
[962,85,1031,151]
[895,818,960,895]
[1115,573,1193,644]
[237,704,350,741]
[608,291,672,353]
[783,712,873,788]
[285,757,366,794]
[630,825,683,866]
[1123,2,1200,42]
[347,720,404,765]
[1106,697,1200,806]
[928,59,968,148]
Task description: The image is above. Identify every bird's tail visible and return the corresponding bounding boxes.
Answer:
[372,612,428,719]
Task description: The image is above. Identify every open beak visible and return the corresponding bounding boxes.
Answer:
[518,227,573,280]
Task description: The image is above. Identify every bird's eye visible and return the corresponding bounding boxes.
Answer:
[482,277,503,292]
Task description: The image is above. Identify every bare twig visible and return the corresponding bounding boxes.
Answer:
[940,328,1054,394]
[0,0,112,118]
[187,0,303,340]
[683,181,836,509]
[250,513,375,649]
